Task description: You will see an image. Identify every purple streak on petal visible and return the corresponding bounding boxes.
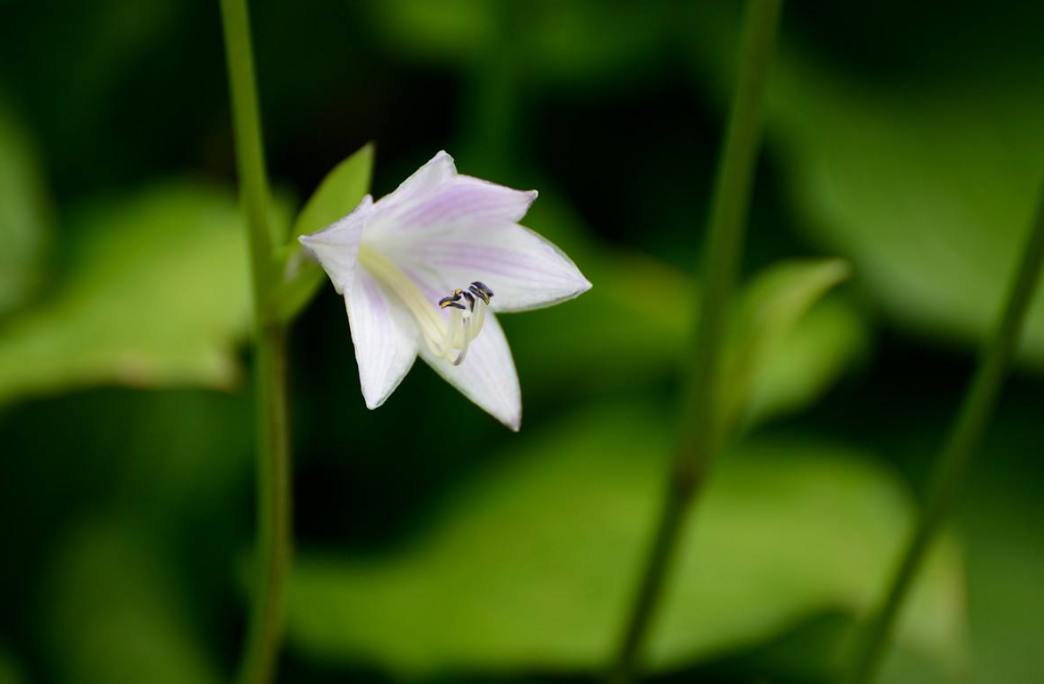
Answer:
[391,178,536,230]
[347,268,419,409]
[418,242,569,279]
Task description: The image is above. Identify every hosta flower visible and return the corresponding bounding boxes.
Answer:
[300,151,591,430]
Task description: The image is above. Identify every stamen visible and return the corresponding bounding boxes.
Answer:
[354,247,494,367]
[439,280,494,365]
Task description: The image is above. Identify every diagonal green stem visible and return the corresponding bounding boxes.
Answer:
[220,1,292,683]
[606,2,783,683]
[845,185,1044,684]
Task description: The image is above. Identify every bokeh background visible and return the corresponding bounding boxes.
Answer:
[1,1,1043,683]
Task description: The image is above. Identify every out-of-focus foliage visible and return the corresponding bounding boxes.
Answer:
[770,61,1044,369]
[288,405,965,678]
[0,650,23,684]
[0,95,50,318]
[38,517,222,684]
[957,452,1044,684]
[365,0,669,84]
[721,257,852,431]
[506,197,869,424]
[0,182,253,404]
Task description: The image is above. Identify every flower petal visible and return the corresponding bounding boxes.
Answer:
[378,221,592,312]
[418,312,521,431]
[346,267,419,409]
[299,195,374,296]
[375,176,538,238]
[375,150,457,213]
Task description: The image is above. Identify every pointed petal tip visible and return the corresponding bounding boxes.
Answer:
[493,405,521,432]
[431,150,456,170]
[362,392,386,410]
[521,189,539,214]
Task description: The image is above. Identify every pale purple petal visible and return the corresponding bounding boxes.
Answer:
[299,195,374,296]
[378,221,592,313]
[374,150,457,213]
[418,312,521,431]
[373,176,538,239]
[346,268,419,409]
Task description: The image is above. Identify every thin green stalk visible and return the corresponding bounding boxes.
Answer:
[220,1,292,683]
[845,186,1044,684]
[607,2,782,683]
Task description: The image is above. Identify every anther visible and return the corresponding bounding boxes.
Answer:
[469,281,493,304]
[439,292,466,309]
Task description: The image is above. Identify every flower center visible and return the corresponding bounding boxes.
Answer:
[358,247,493,366]
[436,281,494,365]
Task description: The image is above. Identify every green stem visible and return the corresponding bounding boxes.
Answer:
[845,187,1044,684]
[607,2,782,683]
[220,1,292,683]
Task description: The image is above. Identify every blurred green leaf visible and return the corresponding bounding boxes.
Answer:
[0,94,51,317]
[770,61,1044,369]
[0,181,251,404]
[274,143,374,321]
[39,518,220,684]
[287,405,965,677]
[954,458,1044,684]
[0,649,23,684]
[509,195,869,426]
[367,0,669,84]
[747,294,868,424]
[722,258,852,432]
[366,0,497,64]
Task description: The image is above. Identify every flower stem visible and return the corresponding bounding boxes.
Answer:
[220,1,292,683]
[845,186,1044,684]
[607,2,782,683]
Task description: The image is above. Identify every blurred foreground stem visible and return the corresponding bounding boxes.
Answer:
[607,2,782,682]
[845,187,1044,684]
[221,1,292,683]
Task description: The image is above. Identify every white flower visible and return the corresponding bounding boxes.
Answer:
[300,151,591,430]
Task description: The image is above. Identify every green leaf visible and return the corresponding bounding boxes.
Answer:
[0,650,24,684]
[38,518,221,684]
[721,257,853,432]
[287,404,966,677]
[273,143,374,321]
[746,294,868,425]
[0,95,52,317]
[953,446,1044,684]
[367,0,669,85]
[769,60,1044,370]
[0,181,251,405]
[508,196,868,426]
